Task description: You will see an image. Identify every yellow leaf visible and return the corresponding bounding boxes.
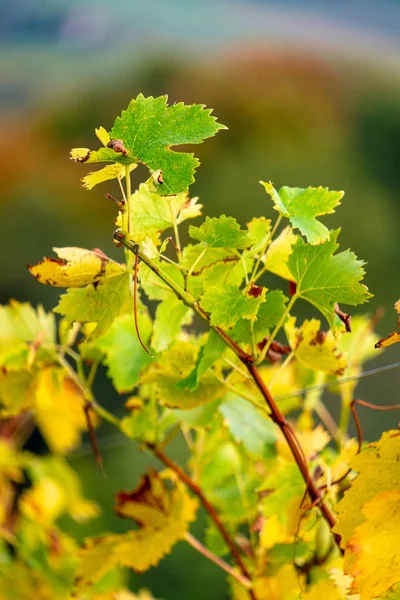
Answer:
[95,126,111,146]
[303,579,345,600]
[285,317,346,375]
[345,491,400,599]
[77,470,198,585]
[28,247,124,288]
[260,514,286,549]
[376,299,400,348]
[334,431,400,548]
[264,226,298,281]
[70,147,91,162]
[34,367,88,453]
[20,477,65,524]
[277,425,330,461]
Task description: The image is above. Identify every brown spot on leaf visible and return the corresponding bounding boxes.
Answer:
[288,280,297,297]
[77,151,91,163]
[107,139,128,155]
[310,331,327,346]
[248,283,264,298]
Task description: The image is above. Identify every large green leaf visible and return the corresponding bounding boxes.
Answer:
[288,230,372,326]
[73,95,226,195]
[93,313,153,392]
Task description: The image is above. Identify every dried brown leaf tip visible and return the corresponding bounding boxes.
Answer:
[257,337,291,363]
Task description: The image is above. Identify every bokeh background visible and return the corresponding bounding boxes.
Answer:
[2,1,400,598]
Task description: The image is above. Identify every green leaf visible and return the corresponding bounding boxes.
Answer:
[120,400,175,444]
[246,217,272,255]
[189,216,250,249]
[200,284,267,329]
[219,394,277,457]
[232,290,288,344]
[93,313,153,393]
[177,330,226,391]
[151,296,193,353]
[288,230,372,327]
[140,341,223,409]
[259,463,304,524]
[261,182,343,244]
[110,94,226,194]
[54,272,132,340]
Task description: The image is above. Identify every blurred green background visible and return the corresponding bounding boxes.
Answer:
[2,1,400,597]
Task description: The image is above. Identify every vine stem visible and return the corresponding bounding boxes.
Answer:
[117,232,340,548]
[185,532,252,589]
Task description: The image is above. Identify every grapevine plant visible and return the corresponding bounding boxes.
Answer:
[1,94,400,600]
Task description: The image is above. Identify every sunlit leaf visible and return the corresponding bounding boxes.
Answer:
[189,215,250,249]
[200,284,266,329]
[140,341,223,408]
[285,316,347,375]
[264,226,298,281]
[54,272,131,339]
[288,230,372,326]
[261,182,343,244]
[93,313,152,393]
[28,247,124,288]
[34,367,88,454]
[76,470,198,584]
[72,95,226,195]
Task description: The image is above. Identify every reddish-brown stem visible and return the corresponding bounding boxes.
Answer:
[351,398,400,453]
[151,445,255,597]
[246,363,338,535]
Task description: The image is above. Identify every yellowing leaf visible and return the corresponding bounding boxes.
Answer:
[19,477,65,524]
[345,491,400,600]
[375,330,400,349]
[264,226,298,281]
[140,341,223,408]
[54,271,131,340]
[334,430,400,545]
[276,425,330,461]
[303,579,345,600]
[81,163,137,190]
[285,317,347,375]
[34,367,88,453]
[77,470,198,584]
[28,247,123,288]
